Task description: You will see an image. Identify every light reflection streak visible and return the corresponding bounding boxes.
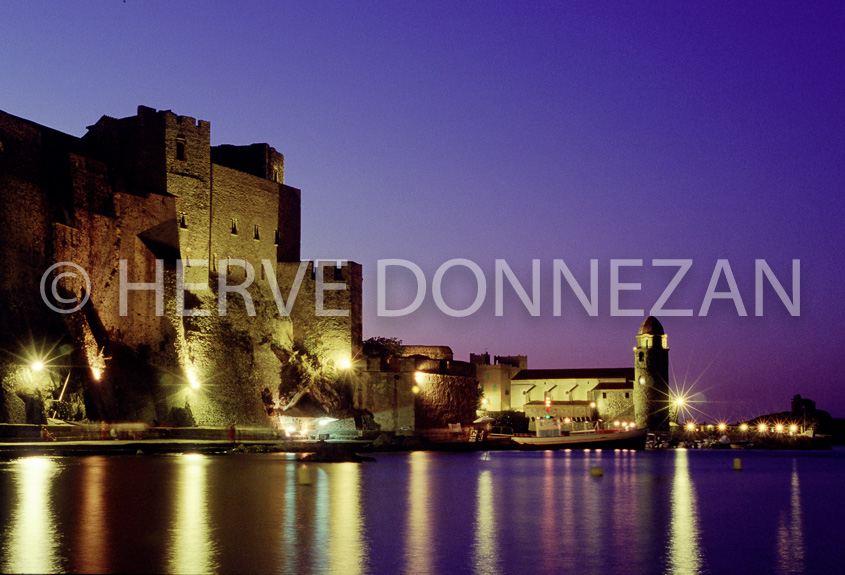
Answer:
[3,456,60,574]
[78,457,108,573]
[667,449,703,575]
[313,465,329,573]
[282,462,299,573]
[776,459,804,574]
[560,451,577,562]
[540,452,556,573]
[168,453,214,575]
[405,451,432,575]
[472,469,501,575]
[329,464,366,575]
[581,450,602,567]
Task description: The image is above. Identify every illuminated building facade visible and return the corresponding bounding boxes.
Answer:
[476,316,671,429]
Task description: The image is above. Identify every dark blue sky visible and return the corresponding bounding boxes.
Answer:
[2,1,843,419]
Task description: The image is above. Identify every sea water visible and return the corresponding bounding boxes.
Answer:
[0,448,843,574]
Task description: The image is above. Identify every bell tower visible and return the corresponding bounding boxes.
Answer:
[633,316,670,430]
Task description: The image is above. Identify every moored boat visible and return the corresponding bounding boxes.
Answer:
[511,427,648,450]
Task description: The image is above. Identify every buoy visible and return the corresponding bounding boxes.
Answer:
[733,457,743,471]
[590,466,604,477]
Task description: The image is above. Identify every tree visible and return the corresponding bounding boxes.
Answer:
[362,336,403,359]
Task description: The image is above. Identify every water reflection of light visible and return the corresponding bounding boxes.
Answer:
[540,451,556,573]
[776,459,805,574]
[78,457,109,573]
[3,457,61,574]
[405,451,432,575]
[282,462,299,573]
[313,465,330,574]
[560,451,577,562]
[472,469,501,575]
[330,464,366,575]
[667,449,703,574]
[168,453,214,574]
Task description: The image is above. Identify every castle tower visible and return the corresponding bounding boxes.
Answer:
[633,316,670,430]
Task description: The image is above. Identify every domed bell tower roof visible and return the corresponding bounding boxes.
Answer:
[638,316,665,336]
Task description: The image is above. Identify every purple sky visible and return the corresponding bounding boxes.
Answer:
[2,1,843,420]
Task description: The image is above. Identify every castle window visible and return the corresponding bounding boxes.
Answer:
[212,255,217,273]
[179,213,187,229]
[272,169,280,183]
[231,218,238,235]
[638,352,644,362]
[274,229,279,245]
[625,392,630,398]
[254,225,260,240]
[602,392,607,399]
[176,137,186,161]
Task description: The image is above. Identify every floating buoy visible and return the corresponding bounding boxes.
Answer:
[733,458,743,471]
[590,466,604,477]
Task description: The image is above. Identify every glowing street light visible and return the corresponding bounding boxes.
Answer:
[685,422,696,431]
[31,361,44,372]
[775,424,784,433]
[758,423,767,433]
[675,397,685,406]
[789,424,798,433]
[740,423,749,431]
[338,359,352,370]
[718,423,727,432]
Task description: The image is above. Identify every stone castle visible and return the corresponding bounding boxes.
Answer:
[0,106,476,430]
[0,106,671,432]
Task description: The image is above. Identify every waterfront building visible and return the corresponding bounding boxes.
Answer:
[475,316,672,429]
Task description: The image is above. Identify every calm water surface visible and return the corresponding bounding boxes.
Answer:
[1,448,844,574]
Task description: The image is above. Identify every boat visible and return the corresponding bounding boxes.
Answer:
[511,427,648,450]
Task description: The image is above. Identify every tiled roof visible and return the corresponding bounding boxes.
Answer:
[511,367,634,381]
